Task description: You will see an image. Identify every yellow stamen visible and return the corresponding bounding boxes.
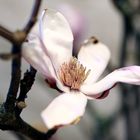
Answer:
[59,57,90,90]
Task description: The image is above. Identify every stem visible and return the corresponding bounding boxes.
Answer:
[15,66,36,116]
[0,25,15,43]
[0,109,57,140]
[4,44,21,112]
[0,0,42,44]
[0,1,59,140]
[15,117,56,140]
[23,0,42,34]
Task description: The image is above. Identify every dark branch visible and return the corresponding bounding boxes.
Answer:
[0,0,41,44]
[23,0,42,34]
[0,105,57,140]
[15,117,57,140]
[4,45,21,112]
[15,66,36,116]
[0,53,19,60]
[0,25,15,43]
[0,1,58,140]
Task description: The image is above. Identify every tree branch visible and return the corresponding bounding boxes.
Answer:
[23,0,42,34]
[15,66,37,116]
[0,0,41,44]
[0,104,57,140]
[0,25,15,43]
[0,1,57,140]
[4,44,21,112]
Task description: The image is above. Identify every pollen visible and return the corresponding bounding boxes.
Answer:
[59,57,90,90]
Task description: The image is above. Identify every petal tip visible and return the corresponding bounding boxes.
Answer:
[41,93,87,129]
[41,110,82,129]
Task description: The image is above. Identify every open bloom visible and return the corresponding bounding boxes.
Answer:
[22,9,140,130]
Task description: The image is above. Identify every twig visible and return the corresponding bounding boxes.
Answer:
[0,26,26,45]
[23,0,42,34]
[0,25,15,43]
[15,117,57,140]
[4,44,21,112]
[0,1,58,140]
[3,0,41,111]
[15,66,36,116]
[0,53,19,60]
[0,0,41,44]
[0,107,57,140]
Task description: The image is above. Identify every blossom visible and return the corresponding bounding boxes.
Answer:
[22,9,140,130]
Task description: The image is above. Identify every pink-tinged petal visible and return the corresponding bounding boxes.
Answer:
[22,29,56,82]
[78,37,111,84]
[58,4,86,55]
[58,4,85,38]
[23,39,69,92]
[96,84,116,99]
[39,9,74,72]
[80,66,140,99]
[41,93,87,129]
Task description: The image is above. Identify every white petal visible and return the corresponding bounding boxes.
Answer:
[56,80,70,93]
[41,92,87,129]
[78,37,110,84]
[80,66,140,99]
[39,9,74,72]
[23,39,69,92]
[22,26,56,81]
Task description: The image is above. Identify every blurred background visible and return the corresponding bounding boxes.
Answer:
[0,0,140,140]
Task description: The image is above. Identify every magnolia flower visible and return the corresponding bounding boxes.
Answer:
[22,9,140,130]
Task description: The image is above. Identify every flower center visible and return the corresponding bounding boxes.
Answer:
[58,57,90,90]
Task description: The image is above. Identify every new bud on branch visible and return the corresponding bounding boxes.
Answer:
[22,9,140,130]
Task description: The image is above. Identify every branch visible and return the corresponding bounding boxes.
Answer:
[4,44,21,112]
[0,1,58,140]
[15,117,57,140]
[0,52,18,60]
[0,105,57,140]
[15,66,37,116]
[0,0,41,44]
[23,0,42,34]
[3,0,42,111]
[0,25,15,43]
